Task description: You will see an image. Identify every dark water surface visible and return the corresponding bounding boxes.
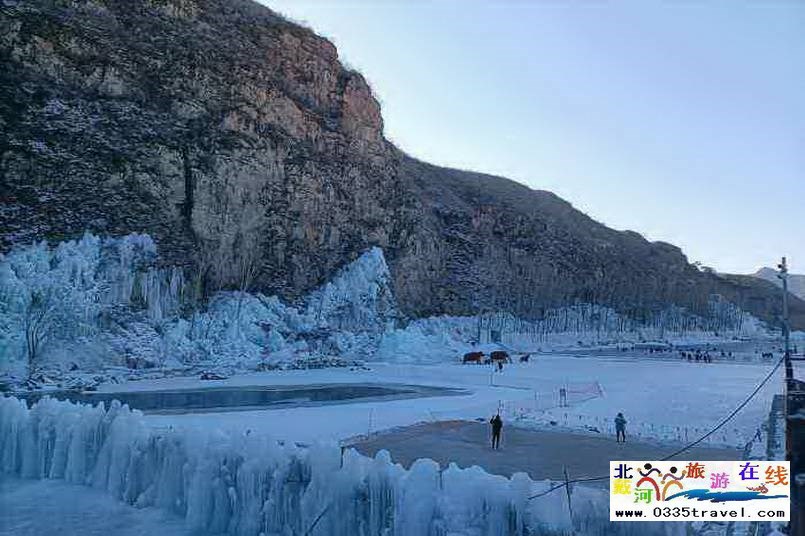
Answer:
[12,383,465,415]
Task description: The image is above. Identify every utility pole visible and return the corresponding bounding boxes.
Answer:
[779,257,803,536]
[778,257,793,388]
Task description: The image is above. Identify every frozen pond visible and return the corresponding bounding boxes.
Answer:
[13,383,466,415]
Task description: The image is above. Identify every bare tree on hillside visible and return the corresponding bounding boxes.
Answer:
[23,289,56,379]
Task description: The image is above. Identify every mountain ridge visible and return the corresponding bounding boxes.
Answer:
[2,0,803,329]
[752,267,805,301]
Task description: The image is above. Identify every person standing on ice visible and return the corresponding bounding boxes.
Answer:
[615,412,627,443]
[490,414,503,449]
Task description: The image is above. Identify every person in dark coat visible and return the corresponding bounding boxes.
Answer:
[490,414,503,449]
[615,412,627,443]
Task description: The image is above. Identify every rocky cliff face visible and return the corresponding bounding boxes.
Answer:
[2,0,803,329]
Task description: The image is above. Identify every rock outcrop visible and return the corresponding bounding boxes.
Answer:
[2,0,803,329]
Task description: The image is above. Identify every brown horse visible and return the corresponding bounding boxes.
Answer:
[463,351,485,364]
[490,351,511,363]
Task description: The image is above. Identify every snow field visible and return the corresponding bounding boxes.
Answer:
[90,354,786,451]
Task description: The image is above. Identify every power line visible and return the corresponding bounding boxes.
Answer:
[528,354,785,501]
[660,354,783,460]
[528,475,608,500]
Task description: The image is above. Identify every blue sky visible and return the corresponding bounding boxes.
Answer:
[263,0,804,274]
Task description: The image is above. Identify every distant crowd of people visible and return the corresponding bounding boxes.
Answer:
[678,349,723,363]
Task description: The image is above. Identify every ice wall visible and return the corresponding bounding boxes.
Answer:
[0,396,678,536]
[305,246,400,334]
[373,305,770,364]
[0,233,185,365]
[0,237,404,371]
[171,292,309,366]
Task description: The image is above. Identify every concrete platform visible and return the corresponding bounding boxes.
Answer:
[349,420,744,483]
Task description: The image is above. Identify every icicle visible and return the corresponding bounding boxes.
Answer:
[0,396,680,536]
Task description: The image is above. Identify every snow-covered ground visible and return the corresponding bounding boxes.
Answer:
[3,351,791,536]
[90,354,787,451]
[2,337,795,536]
[0,476,195,536]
